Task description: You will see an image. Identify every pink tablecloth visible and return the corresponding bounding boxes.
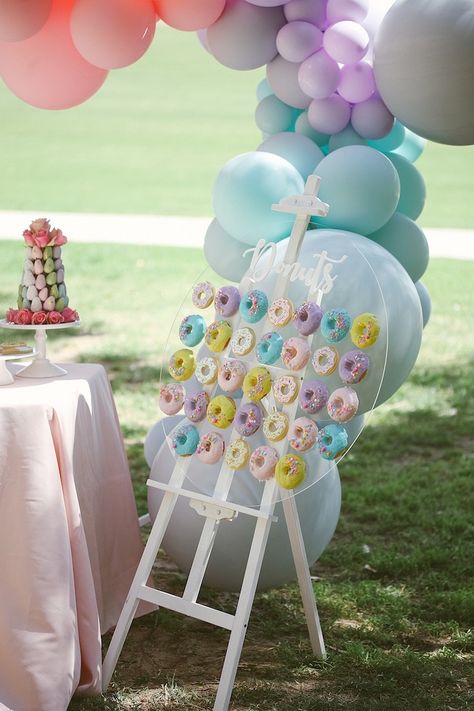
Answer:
[0,364,148,711]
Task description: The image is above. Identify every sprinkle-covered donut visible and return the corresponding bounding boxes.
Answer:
[350,312,380,348]
[242,366,272,401]
[168,424,200,456]
[327,386,359,423]
[239,289,268,323]
[214,285,241,317]
[339,349,369,384]
[256,331,283,365]
[282,337,311,371]
[179,314,206,347]
[263,411,289,442]
[320,308,352,343]
[192,281,214,309]
[293,301,323,336]
[159,383,185,415]
[205,320,232,352]
[275,454,306,490]
[318,424,348,460]
[312,345,339,376]
[225,438,250,470]
[184,390,209,423]
[288,417,318,452]
[218,358,247,392]
[299,379,329,414]
[249,446,279,480]
[195,356,218,385]
[268,297,293,327]
[235,402,262,437]
[168,348,195,382]
[231,326,256,356]
[196,432,225,464]
[273,375,299,405]
[207,395,236,429]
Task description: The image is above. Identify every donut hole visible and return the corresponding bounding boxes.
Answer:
[286,346,297,360]
[254,455,265,468]
[318,353,329,366]
[176,358,183,368]
[164,392,172,403]
[177,434,187,446]
[268,421,277,433]
[281,383,289,395]
[201,364,210,377]
[332,397,343,412]
[245,298,253,309]
[249,376,257,387]
[238,412,247,425]
[261,342,270,353]
[295,426,304,436]
[198,290,206,301]
[238,336,246,347]
[184,324,193,335]
[214,406,222,415]
[322,434,333,446]
[299,309,308,322]
[345,359,354,371]
[220,294,229,305]
[204,440,212,452]
[327,318,336,329]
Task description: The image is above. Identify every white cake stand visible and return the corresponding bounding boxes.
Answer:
[0,351,37,385]
[0,320,80,378]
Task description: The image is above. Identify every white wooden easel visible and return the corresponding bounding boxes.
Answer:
[102,175,330,710]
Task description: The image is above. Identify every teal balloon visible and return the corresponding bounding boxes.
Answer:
[256,77,272,101]
[212,151,303,246]
[368,211,429,282]
[313,145,400,235]
[391,127,426,163]
[368,119,405,152]
[328,125,367,151]
[258,131,324,179]
[415,280,431,328]
[294,110,329,146]
[204,218,252,283]
[388,152,426,220]
[255,94,298,135]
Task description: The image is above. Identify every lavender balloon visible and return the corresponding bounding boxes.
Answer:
[337,61,375,103]
[323,20,369,64]
[308,94,351,135]
[326,0,369,24]
[267,55,311,109]
[276,21,322,63]
[284,0,327,27]
[351,96,394,139]
[298,49,340,100]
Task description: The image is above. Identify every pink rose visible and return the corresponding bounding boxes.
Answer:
[34,229,51,248]
[50,228,67,246]
[30,218,50,234]
[6,308,18,323]
[62,307,79,323]
[31,311,48,325]
[48,311,64,325]
[15,308,32,325]
[23,229,35,246]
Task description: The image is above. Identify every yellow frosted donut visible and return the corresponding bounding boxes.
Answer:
[168,348,195,382]
[205,319,232,353]
[225,438,250,470]
[242,366,272,402]
[350,313,380,348]
[207,395,236,429]
[263,412,289,442]
[275,454,306,490]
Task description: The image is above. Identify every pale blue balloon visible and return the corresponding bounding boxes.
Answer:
[255,94,298,134]
[368,119,405,152]
[391,127,426,163]
[415,280,431,327]
[368,211,429,282]
[258,131,324,179]
[256,77,273,101]
[144,415,184,468]
[213,151,303,246]
[328,125,367,151]
[204,218,253,282]
[388,152,426,220]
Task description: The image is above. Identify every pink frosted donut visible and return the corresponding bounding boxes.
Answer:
[327,386,359,423]
[282,337,311,371]
[273,375,299,405]
[288,417,318,452]
[249,446,279,481]
[184,391,209,423]
[159,383,185,415]
[196,432,225,464]
[218,358,247,392]
[312,345,339,376]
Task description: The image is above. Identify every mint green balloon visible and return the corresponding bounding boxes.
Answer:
[204,218,252,283]
[391,127,426,163]
[328,125,367,151]
[368,119,405,152]
[368,211,429,282]
[388,152,426,220]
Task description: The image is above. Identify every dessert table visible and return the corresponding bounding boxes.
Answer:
[0,362,151,711]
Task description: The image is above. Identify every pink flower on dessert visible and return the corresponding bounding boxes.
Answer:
[6,308,18,323]
[23,229,35,246]
[50,228,67,246]
[30,218,50,234]
[48,311,64,325]
[35,229,51,248]
[31,311,48,325]
[61,307,79,323]
[15,308,32,325]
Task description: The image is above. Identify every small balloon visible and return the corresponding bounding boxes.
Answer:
[391,128,426,163]
[294,110,330,145]
[284,0,327,27]
[337,60,375,104]
[298,49,340,100]
[276,20,322,63]
[256,77,273,101]
[308,93,351,134]
[0,0,52,42]
[323,20,369,64]
[368,119,405,152]
[388,153,426,221]
[258,131,324,179]
[267,54,311,109]
[368,212,429,282]
[255,94,298,134]
[154,0,225,31]
[328,125,366,151]
[326,0,369,24]
[414,281,431,328]
[351,96,394,139]
[204,219,253,282]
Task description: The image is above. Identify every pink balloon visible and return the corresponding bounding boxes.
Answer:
[267,55,311,109]
[284,0,327,29]
[351,96,394,139]
[276,21,322,63]
[0,0,52,41]
[154,0,226,31]
[326,0,369,24]
[308,94,351,134]
[0,0,107,109]
[298,50,340,100]
[337,61,375,103]
[323,20,369,64]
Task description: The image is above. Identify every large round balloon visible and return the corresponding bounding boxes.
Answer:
[0,0,52,42]
[368,212,429,282]
[154,0,226,31]
[257,131,324,179]
[374,0,474,145]
[204,218,253,282]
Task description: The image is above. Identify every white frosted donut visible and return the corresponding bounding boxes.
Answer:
[273,375,299,405]
[268,297,293,327]
[195,357,218,385]
[192,281,214,308]
[312,346,339,376]
[249,446,279,481]
[263,412,289,442]
[231,327,256,356]
[225,438,250,470]
[327,386,359,423]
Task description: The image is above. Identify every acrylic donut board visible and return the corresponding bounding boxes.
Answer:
[102,175,386,711]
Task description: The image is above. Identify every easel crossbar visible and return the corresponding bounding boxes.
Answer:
[138,585,235,630]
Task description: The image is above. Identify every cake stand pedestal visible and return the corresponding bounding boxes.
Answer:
[0,320,80,379]
[0,351,37,385]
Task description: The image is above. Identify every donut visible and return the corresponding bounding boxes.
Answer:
[195,356,218,385]
[242,366,272,402]
[312,346,339,376]
[350,312,380,348]
[192,281,214,308]
[288,417,318,452]
[318,424,348,460]
[320,308,352,343]
[184,390,209,423]
[249,446,279,481]
[299,379,329,414]
[207,395,236,429]
[214,285,241,317]
[256,331,283,365]
[268,297,293,327]
[263,411,289,442]
[327,386,359,423]
[168,424,200,456]
[225,438,250,470]
[282,337,311,371]
[196,432,225,464]
[218,358,247,392]
[205,320,232,353]
[168,348,195,382]
[235,402,262,437]
[273,375,299,405]
[293,301,323,336]
[339,349,369,384]
[159,383,185,415]
[179,314,206,347]
[275,454,306,490]
[239,289,268,323]
[231,327,256,356]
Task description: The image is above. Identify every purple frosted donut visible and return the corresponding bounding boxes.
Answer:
[298,379,329,414]
[339,349,369,384]
[293,301,323,336]
[184,391,210,423]
[235,402,262,437]
[214,285,241,317]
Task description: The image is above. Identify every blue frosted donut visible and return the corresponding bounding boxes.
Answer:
[320,308,352,343]
[239,289,268,323]
[317,424,348,460]
[256,331,283,365]
[179,314,206,347]
[169,424,200,456]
